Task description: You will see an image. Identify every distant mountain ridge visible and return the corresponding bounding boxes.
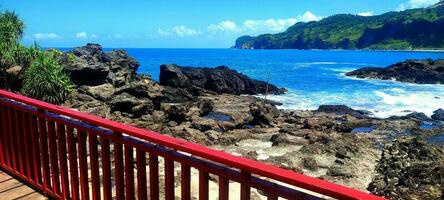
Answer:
[234,2,444,50]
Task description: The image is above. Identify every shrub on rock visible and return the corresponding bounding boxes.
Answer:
[21,50,74,104]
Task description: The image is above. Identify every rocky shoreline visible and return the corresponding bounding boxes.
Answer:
[346,59,444,84]
[59,44,444,199]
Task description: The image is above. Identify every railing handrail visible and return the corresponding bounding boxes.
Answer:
[0,89,385,200]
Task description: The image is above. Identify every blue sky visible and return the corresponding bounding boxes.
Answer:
[1,0,441,48]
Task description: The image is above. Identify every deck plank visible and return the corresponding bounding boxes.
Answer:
[0,171,47,200]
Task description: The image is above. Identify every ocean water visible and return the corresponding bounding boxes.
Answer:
[114,49,443,118]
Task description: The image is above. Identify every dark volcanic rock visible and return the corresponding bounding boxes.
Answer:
[346,59,444,84]
[389,112,430,121]
[249,101,280,126]
[316,105,370,118]
[109,93,154,117]
[159,64,287,95]
[406,112,430,121]
[60,43,140,87]
[431,108,444,121]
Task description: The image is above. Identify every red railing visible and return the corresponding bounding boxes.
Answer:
[0,89,386,200]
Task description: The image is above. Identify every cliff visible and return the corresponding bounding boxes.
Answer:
[234,2,444,50]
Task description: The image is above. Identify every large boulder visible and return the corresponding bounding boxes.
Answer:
[406,112,429,121]
[159,64,286,95]
[249,101,280,126]
[60,43,140,87]
[346,59,444,84]
[431,108,444,121]
[316,105,370,118]
[109,93,154,117]
[78,84,115,101]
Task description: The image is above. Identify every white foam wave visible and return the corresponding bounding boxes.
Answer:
[295,61,376,66]
[323,67,359,73]
[258,85,444,119]
[372,90,444,118]
[258,92,317,111]
[305,62,340,65]
[294,62,342,68]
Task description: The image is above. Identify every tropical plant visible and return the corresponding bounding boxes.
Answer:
[21,50,74,104]
[0,10,25,88]
[13,43,41,68]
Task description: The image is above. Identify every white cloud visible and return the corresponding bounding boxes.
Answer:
[76,32,100,39]
[357,11,374,16]
[33,33,59,40]
[207,21,237,32]
[157,25,202,37]
[397,0,439,10]
[296,11,323,22]
[154,11,322,38]
[206,11,323,35]
[173,26,201,37]
[75,32,88,39]
[242,18,297,32]
[157,28,171,37]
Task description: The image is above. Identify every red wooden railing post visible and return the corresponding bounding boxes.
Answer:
[67,126,80,200]
[0,104,6,167]
[149,154,159,200]
[22,112,33,181]
[114,132,125,200]
[78,130,90,200]
[181,164,191,200]
[89,134,101,200]
[56,123,70,199]
[0,104,4,167]
[267,195,278,200]
[101,137,112,200]
[4,106,13,168]
[30,114,42,185]
[199,170,209,200]
[37,108,51,190]
[14,110,25,176]
[241,170,251,200]
[136,150,147,200]
[219,176,229,200]
[124,145,135,200]
[8,107,17,172]
[48,120,61,194]
[164,158,175,199]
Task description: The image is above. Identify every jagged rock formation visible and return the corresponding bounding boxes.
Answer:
[60,43,140,87]
[316,105,371,118]
[159,64,286,95]
[62,44,287,133]
[346,59,444,84]
[431,108,444,121]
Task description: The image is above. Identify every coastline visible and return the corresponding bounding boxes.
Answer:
[231,47,444,52]
[48,46,444,52]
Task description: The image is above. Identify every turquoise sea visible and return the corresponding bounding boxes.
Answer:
[111,49,444,118]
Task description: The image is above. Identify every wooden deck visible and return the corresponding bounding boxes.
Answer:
[0,171,46,200]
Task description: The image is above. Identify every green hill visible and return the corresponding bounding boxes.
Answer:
[234,2,444,50]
